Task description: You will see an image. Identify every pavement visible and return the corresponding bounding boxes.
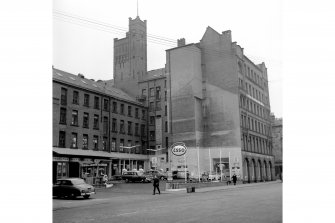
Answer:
[95,180,282,194]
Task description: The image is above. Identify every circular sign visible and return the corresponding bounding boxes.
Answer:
[171,142,187,156]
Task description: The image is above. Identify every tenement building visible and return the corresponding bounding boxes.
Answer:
[166,27,275,182]
[270,114,282,179]
[52,68,150,184]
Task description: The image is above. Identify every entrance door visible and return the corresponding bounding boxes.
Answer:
[69,162,79,178]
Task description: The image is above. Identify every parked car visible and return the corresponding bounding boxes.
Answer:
[53,178,95,199]
[172,170,190,179]
[122,171,152,183]
[145,170,167,180]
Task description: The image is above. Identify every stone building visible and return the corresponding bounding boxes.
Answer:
[270,114,283,179]
[166,27,275,182]
[52,68,149,184]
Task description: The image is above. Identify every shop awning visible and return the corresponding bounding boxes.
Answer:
[53,147,149,160]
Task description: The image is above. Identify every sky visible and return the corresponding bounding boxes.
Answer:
[53,0,283,118]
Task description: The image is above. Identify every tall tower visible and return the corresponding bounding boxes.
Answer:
[114,16,147,97]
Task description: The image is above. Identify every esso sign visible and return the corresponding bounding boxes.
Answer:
[171,142,187,156]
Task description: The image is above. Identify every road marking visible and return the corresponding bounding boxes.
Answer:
[116,211,138,216]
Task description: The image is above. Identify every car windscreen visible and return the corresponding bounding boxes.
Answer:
[71,179,86,185]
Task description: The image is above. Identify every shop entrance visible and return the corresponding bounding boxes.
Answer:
[69,162,80,178]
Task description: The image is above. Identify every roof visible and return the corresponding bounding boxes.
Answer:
[166,43,199,52]
[53,68,141,105]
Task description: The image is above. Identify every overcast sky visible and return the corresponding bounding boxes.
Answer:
[53,0,283,117]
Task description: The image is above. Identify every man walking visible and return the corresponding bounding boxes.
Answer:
[153,175,160,195]
[232,174,237,186]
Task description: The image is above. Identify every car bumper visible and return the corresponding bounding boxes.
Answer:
[81,191,95,196]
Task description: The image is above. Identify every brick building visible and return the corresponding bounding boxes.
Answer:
[52,68,150,184]
[166,27,275,182]
[270,114,283,179]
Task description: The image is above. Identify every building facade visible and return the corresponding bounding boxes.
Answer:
[166,27,275,182]
[270,114,283,179]
[53,68,150,184]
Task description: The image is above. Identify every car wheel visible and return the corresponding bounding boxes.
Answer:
[83,195,90,199]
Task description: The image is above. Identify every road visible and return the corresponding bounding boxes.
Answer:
[53,182,282,223]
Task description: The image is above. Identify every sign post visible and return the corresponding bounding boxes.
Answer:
[171,142,187,182]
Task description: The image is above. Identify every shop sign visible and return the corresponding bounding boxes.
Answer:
[171,142,187,156]
[53,157,69,162]
[82,163,107,167]
[83,158,93,162]
[70,158,80,162]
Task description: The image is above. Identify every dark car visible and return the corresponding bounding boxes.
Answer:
[53,178,95,199]
[145,170,167,180]
[122,171,151,183]
[172,170,190,179]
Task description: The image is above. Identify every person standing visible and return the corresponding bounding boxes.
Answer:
[232,174,237,186]
[153,175,160,195]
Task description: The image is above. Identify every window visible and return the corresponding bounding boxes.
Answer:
[135,123,139,136]
[93,135,98,150]
[93,114,99,129]
[83,134,88,149]
[128,106,132,117]
[156,87,161,100]
[112,101,117,113]
[103,137,108,151]
[61,88,67,105]
[112,118,117,132]
[141,124,146,137]
[128,121,132,135]
[142,89,147,96]
[150,116,155,125]
[71,133,77,148]
[103,117,108,135]
[73,91,79,104]
[142,110,146,120]
[165,121,168,132]
[149,131,155,140]
[150,88,154,97]
[156,101,161,110]
[165,105,167,116]
[59,131,66,148]
[120,139,124,152]
[120,104,124,115]
[111,138,116,151]
[94,96,99,109]
[128,140,132,153]
[135,108,139,118]
[165,91,167,101]
[103,99,109,111]
[164,80,167,88]
[120,120,125,134]
[84,94,90,107]
[135,141,140,153]
[149,102,154,111]
[60,108,67,124]
[71,110,78,126]
[83,113,89,128]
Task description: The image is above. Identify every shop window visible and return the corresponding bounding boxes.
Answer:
[73,91,79,104]
[59,131,66,148]
[60,107,67,124]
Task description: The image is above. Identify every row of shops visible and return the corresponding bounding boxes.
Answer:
[53,147,149,185]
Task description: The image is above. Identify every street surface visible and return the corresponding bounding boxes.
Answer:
[53,182,282,223]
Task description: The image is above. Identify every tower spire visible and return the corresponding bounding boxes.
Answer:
[137,0,139,17]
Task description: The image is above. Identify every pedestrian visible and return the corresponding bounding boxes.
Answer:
[152,175,160,195]
[232,174,237,186]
